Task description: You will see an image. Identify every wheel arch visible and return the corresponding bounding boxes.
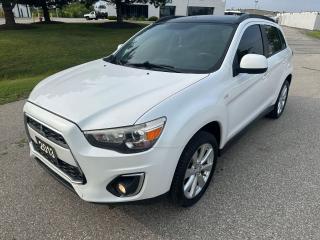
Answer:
[198,121,222,149]
[176,119,224,160]
[286,74,292,85]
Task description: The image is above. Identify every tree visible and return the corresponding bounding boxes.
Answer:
[19,0,69,23]
[1,0,16,25]
[1,0,71,25]
[82,0,166,23]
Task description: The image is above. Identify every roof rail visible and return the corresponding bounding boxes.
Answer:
[155,16,183,24]
[238,14,275,23]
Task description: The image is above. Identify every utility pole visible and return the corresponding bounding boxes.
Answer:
[254,0,259,14]
[254,0,259,10]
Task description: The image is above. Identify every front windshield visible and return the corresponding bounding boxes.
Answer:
[109,22,235,73]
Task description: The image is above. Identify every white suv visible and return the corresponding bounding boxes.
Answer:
[24,15,293,207]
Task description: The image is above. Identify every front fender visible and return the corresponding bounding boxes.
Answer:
[134,76,227,192]
[136,76,228,150]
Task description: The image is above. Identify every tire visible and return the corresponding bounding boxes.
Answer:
[267,80,290,119]
[85,17,89,20]
[170,131,218,207]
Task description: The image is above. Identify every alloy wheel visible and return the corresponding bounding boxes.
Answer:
[183,143,214,199]
[277,85,288,115]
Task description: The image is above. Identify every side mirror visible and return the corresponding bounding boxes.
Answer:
[239,54,268,74]
[117,44,123,50]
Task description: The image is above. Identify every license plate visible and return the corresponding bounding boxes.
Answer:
[36,137,58,164]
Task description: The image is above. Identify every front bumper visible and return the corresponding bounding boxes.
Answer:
[24,102,181,203]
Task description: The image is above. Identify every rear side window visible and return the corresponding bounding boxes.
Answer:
[262,25,283,57]
[277,29,287,50]
[235,25,264,64]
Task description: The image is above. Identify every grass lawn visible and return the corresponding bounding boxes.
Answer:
[0,22,144,104]
[307,30,320,39]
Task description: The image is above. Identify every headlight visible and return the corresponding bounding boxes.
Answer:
[84,117,166,153]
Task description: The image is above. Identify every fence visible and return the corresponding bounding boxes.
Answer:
[278,12,320,31]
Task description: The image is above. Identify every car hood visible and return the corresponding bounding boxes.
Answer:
[29,59,208,130]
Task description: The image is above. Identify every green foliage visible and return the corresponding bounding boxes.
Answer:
[18,0,69,9]
[148,16,158,21]
[307,31,320,39]
[0,23,144,104]
[128,16,148,21]
[0,76,43,104]
[60,2,92,18]
[138,16,146,21]
[108,16,117,20]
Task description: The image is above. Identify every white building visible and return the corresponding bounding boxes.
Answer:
[105,0,226,19]
[278,12,320,31]
[94,1,108,15]
[13,4,31,18]
[0,3,31,18]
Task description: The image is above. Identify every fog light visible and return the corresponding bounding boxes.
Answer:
[117,183,127,194]
[107,173,145,197]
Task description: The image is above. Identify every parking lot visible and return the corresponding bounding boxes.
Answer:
[1,27,320,239]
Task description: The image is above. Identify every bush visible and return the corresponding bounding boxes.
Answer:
[148,16,158,21]
[108,16,117,20]
[60,3,91,18]
[138,17,146,21]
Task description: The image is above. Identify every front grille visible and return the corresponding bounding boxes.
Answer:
[32,140,86,183]
[26,116,68,148]
[35,157,76,193]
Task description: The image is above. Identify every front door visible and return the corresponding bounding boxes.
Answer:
[226,24,269,139]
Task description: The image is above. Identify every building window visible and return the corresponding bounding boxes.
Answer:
[187,7,214,16]
[122,4,148,18]
[160,6,176,18]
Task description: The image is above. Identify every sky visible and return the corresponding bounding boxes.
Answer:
[225,0,320,12]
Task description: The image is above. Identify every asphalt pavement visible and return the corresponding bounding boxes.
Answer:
[1,27,320,240]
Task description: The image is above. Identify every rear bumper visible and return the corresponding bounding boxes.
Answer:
[24,102,181,203]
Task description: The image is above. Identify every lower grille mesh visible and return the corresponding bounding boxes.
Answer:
[35,157,76,193]
[32,140,86,183]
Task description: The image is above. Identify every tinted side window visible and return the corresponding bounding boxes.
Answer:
[277,29,287,50]
[236,25,264,64]
[262,25,282,57]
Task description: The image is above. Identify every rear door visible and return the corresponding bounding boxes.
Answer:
[260,25,288,103]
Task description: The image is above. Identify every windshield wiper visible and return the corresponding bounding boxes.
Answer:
[124,61,181,73]
[104,55,125,65]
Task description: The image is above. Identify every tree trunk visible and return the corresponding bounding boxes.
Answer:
[115,0,123,23]
[2,2,16,26]
[41,1,51,23]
